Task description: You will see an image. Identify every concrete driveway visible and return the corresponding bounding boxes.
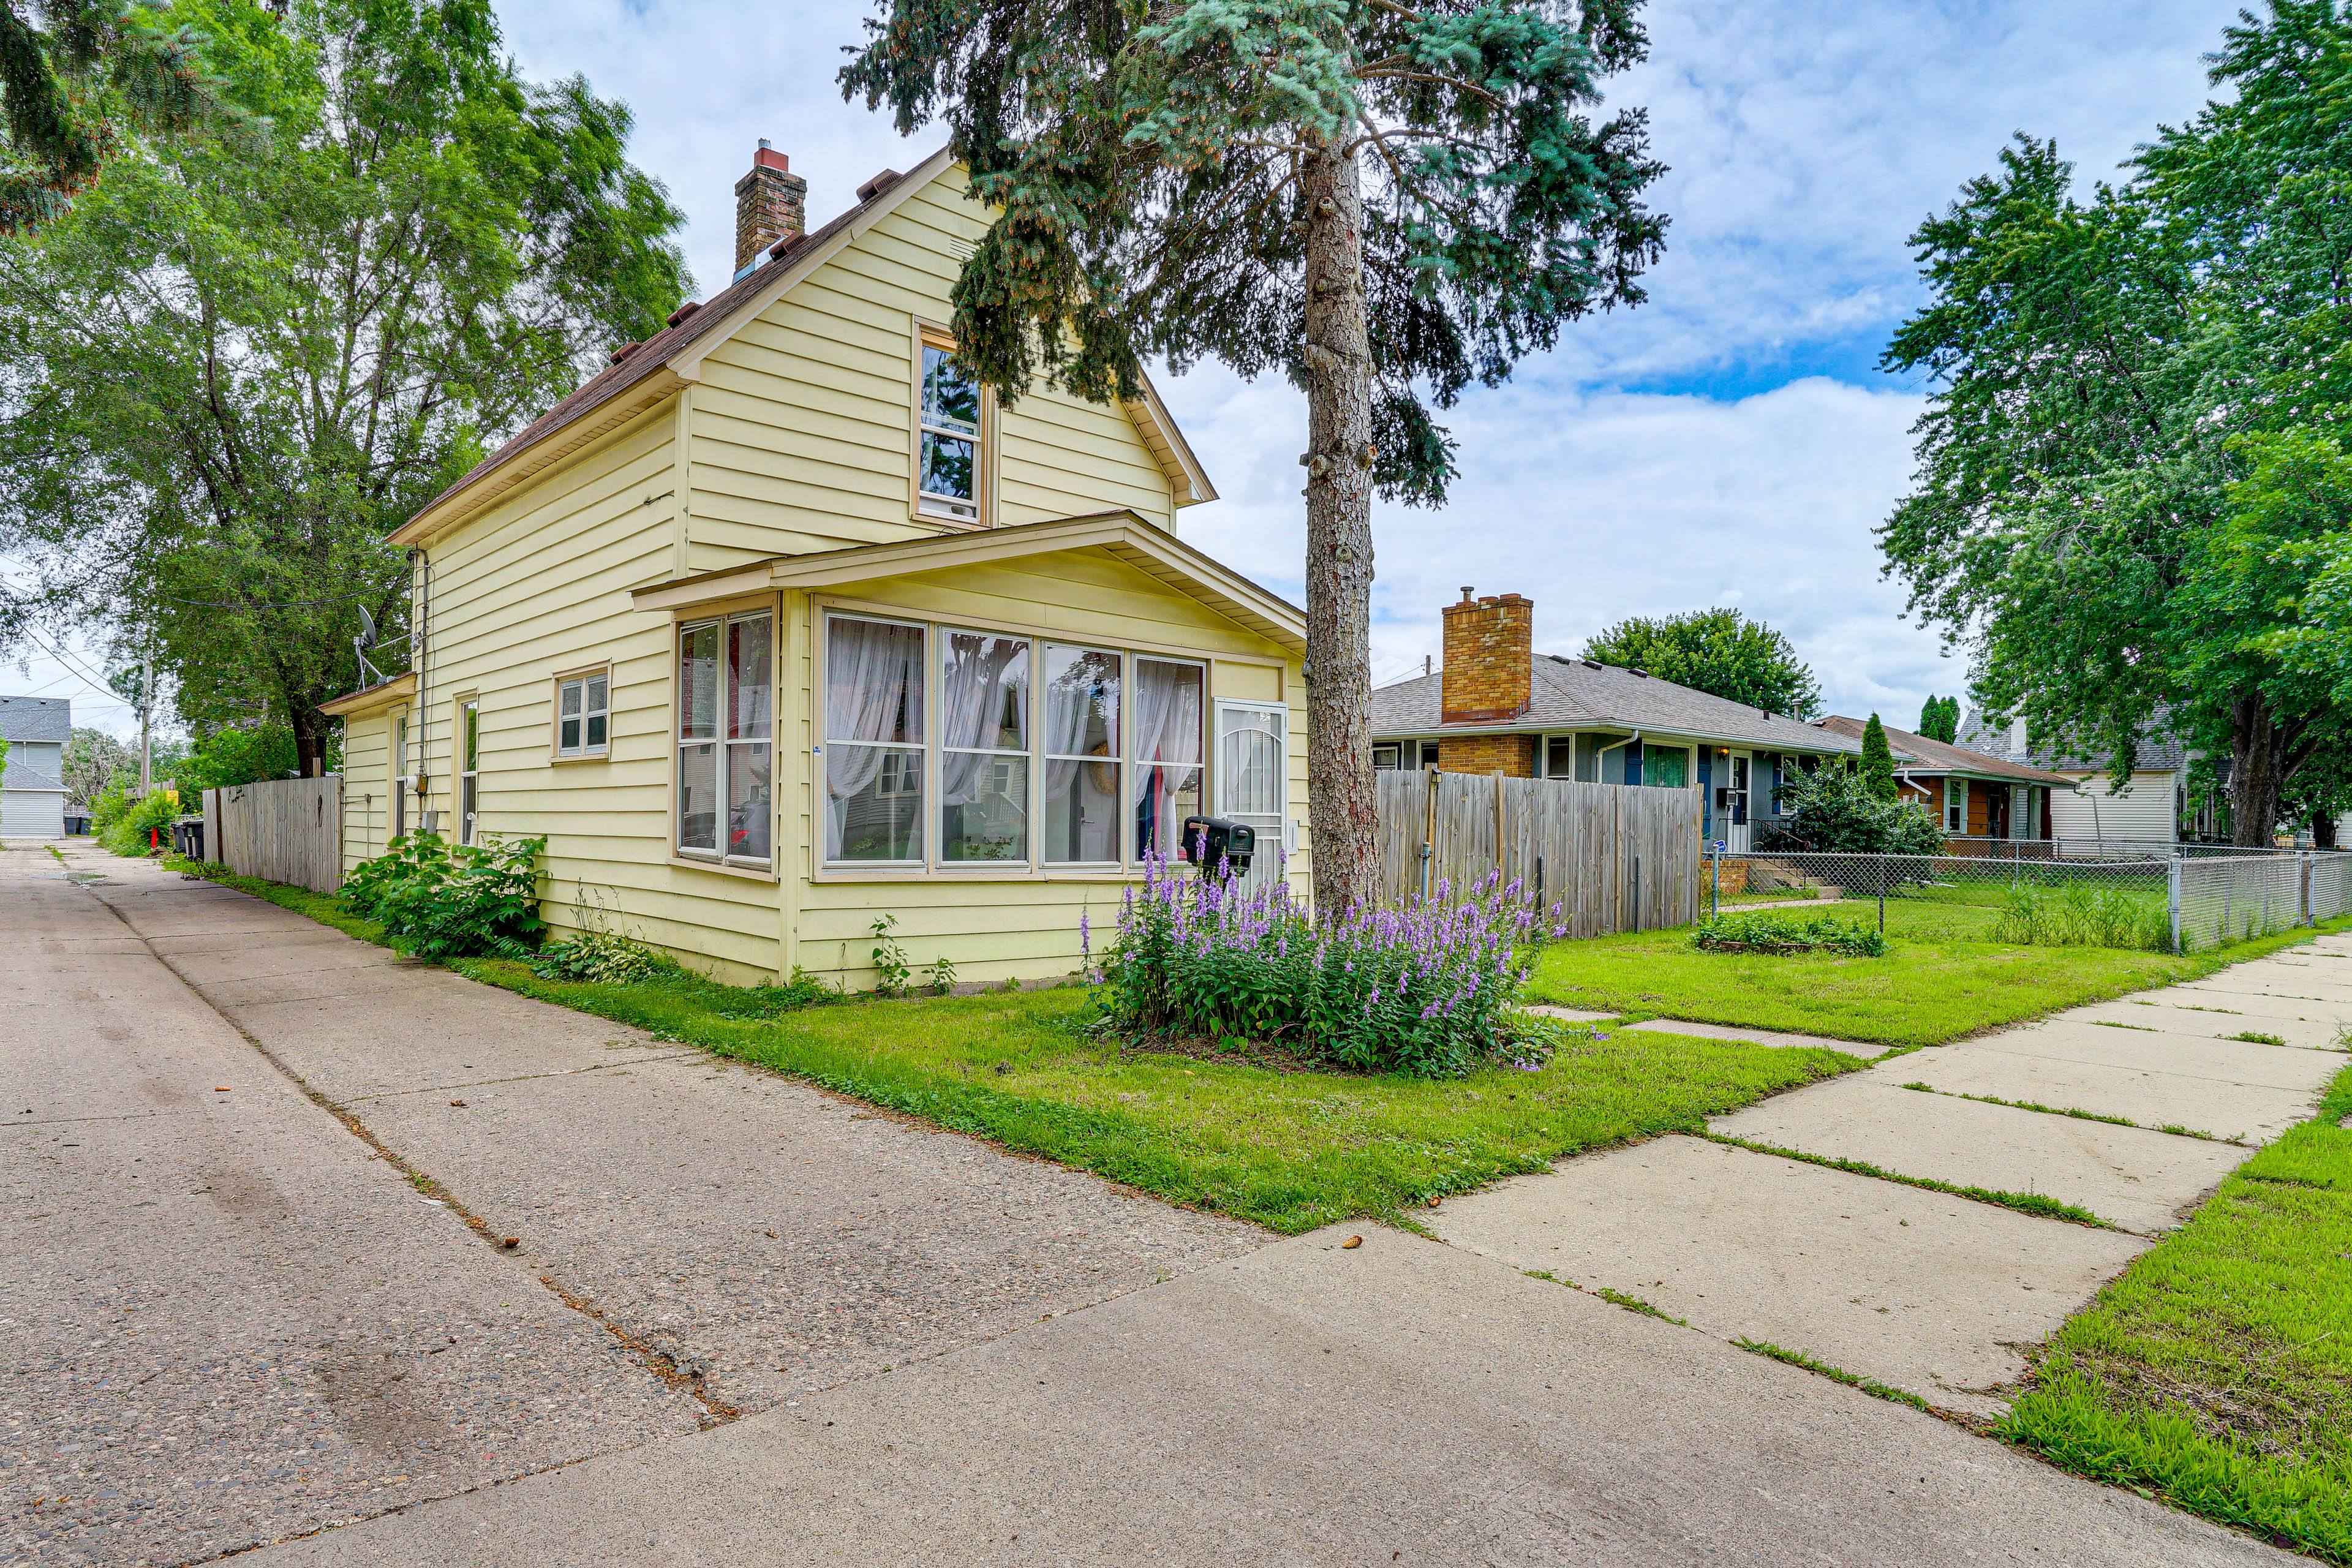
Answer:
[2,845,2299,1566]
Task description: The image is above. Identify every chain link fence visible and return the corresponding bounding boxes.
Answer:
[1708,846,2352,953]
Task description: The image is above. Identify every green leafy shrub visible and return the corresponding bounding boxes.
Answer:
[1994,880,2169,951]
[1758,763,1943,854]
[102,786,181,856]
[1691,909,1888,956]
[341,832,546,959]
[529,927,678,984]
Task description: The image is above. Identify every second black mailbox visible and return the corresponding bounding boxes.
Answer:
[1179,815,1255,875]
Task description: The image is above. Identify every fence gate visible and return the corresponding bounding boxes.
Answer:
[203,775,344,894]
[1373,769,1700,935]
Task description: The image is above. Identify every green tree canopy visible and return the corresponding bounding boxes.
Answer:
[1580,607,1820,717]
[841,0,1667,913]
[61,725,132,809]
[1916,695,1958,743]
[1860,714,1897,802]
[0,0,689,774]
[1758,761,1942,856]
[1,0,256,233]
[1880,1,2352,846]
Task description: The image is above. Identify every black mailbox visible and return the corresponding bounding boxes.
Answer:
[1180,815,1255,875]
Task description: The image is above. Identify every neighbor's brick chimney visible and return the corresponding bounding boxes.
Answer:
[734,140,807,276]
[1441,587,1533,724]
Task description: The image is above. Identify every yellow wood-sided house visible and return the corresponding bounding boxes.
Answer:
[319,144,1308,988]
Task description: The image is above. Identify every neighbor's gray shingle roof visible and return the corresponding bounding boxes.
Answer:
[0,696,69,745]
[1812,715,2076,786]
[1370,658,1868,755]
[1958,711,2193,775]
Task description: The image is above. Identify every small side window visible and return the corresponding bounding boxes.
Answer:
[555,669,611,759]
[1372,744,1401,770]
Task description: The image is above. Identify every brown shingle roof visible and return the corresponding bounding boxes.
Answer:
[1812,715,2076,786]
[1371,657,1868,755]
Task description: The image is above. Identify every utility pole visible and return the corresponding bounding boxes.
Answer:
[138,650,153,796]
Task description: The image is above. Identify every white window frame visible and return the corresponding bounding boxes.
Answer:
[1372,744,1401,770]
[1945,776,1967,835]
[815,606,1217,878]
[458,698,480,845]
[914,326,983,524]
[391,709,410,840]
[676,610,775,869]
[553,667,609,760]
[1041,643,1124,868]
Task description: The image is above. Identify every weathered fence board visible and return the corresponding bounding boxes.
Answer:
[204,775,344,894]
[1374,770,1700,935]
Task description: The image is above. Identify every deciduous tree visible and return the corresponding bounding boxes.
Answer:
[0,0,688,776]
[1581,607,1819,717]
[840,0,1667,914]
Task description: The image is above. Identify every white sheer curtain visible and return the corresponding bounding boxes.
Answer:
[1134,659,1203,854]
[940,633,1026,803]
[825,619,923,801]
[1044,649,1117,802]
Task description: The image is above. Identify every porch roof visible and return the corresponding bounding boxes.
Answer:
[630,511,1305,655]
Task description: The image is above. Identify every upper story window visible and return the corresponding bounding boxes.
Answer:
[918,333,981,522]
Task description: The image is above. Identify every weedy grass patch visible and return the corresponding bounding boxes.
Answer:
[1995,1061,2352,1561]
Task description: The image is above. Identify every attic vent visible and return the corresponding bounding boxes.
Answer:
[1547,654,1572,665]
[665,300,702,328]
[1630,667,1649,678]
[857,168,904,202]
[944,234,976,262]
[1581,659,1601,670]
[608,341,641,365]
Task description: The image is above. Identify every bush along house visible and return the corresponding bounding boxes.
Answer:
[1367,589,1870,852]
[1810,715,2075,849]
[318,144,1307,989]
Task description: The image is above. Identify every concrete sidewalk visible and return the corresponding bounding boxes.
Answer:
[7,846,2309,1565]
[1434,929,2352,1418]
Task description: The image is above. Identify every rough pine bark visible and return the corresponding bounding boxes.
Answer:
[1299,142,1379,917]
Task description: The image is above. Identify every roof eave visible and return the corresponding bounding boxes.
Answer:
[317,671,418,718]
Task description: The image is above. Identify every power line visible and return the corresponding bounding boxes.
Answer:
[160,586,398,611]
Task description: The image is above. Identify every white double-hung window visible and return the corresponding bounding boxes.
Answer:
[1043,646,1120,863]
[677,611,773,865]
[1945,776,1967,834]
[940,630,1030,861]
[555,671,608,758]
[917,336,981,522]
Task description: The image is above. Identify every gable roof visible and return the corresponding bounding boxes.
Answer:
[390,148,1213,549]
[632,510,1304,655]
[1812,715,2076,786]
[1370,657,1867,755]
[1956,710,2193,775]
[0,695,69,745]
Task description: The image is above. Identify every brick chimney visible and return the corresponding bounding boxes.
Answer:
[1441,587,1533,723]
[734,140,807,277]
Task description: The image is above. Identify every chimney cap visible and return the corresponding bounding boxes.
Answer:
[751,143,790,173]
[1459,586,1475,603]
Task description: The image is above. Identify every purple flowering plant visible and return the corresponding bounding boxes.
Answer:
[1091,852,1562,1078]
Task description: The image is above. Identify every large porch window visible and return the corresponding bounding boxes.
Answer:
[821,611,1212,873]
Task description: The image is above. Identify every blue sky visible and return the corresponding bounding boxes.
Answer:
[9,0,2244,736]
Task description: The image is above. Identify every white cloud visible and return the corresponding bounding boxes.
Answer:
[1165,370,1963,721]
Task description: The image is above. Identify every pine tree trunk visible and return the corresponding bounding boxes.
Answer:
[1299,141,1378,919]
[2228,692,2285,849]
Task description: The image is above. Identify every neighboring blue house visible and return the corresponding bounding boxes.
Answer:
[0,696,69,840]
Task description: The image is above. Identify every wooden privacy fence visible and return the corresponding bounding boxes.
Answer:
[1374,770,1702,936]
[203,775,344,894]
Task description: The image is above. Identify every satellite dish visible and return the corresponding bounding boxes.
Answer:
[356,605,377,647]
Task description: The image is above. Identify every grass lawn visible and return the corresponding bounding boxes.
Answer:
[1528,899,2352,1049]
[165,858,1861,1233]
[1995,1061,2352,1562]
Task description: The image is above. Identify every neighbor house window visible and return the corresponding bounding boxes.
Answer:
[459,699,480,845]
[825,616,925,862]
[1045,646,1121,862]
[555,669,608,759]
[1419,741,1440,770]
[1372,744,1401,770]
[677,612,772,864]
[1134,657,1205,859]
[1945,777,1966,834]
[918,333,981,522]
